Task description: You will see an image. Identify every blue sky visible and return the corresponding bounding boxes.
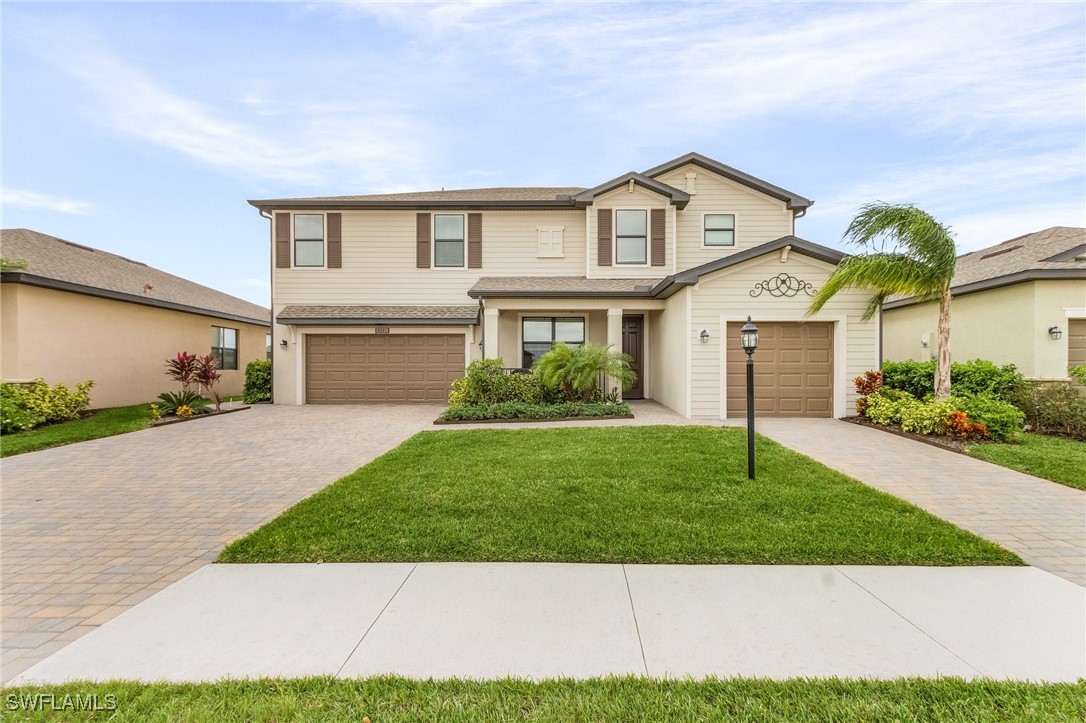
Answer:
[3,1,1084,306]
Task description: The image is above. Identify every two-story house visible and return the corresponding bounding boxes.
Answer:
[250,152,878,418]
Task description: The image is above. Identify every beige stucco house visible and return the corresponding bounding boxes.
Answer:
[252,152,878,418]
[883,227,1086,379]
[1,229,271,408]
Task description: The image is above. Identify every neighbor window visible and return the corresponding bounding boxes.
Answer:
[294,214,325,267]
[704,213,736,247]
[615,210,647,264]
[434,214,466,267]
[211,326,238,370]
[266,333,272,360]
[522,317,585,368]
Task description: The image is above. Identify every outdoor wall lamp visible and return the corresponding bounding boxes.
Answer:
[740,316,760,480]
[280,339,289,349]
[700,329,710,344]
[1048,326,1063,340]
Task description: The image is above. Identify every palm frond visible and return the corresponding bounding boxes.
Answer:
[845,202,957,277]
[808,254,941,320]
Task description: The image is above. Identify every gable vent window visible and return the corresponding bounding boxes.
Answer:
[434,214,466,268]
[537,226,565,258]
[615,210,647,265]
[293,214,325,267]
[704,213,736,247]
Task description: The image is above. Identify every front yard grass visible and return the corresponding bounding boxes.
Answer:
[967,432,1086,491]
[3,677,1082,722]
[0,404,153,457]
[220,426,1020,565]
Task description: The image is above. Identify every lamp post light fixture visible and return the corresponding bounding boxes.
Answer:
[1048,326,1063,340]
[739,316,760,480]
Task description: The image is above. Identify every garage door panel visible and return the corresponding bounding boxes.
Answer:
[306,334,465,404]
[726,322,833,418]
[1070,319,1086,367]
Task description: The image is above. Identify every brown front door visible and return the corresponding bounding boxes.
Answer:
[622,315,644,399]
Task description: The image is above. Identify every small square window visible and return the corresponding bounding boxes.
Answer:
[294,214,325,267]
[704,214,736,247]
[211,326,238,370]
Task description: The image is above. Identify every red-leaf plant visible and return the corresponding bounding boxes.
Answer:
[853,370,883,417]
[194,354,223,412]
[945,410,990,440]
[165,352,199,393]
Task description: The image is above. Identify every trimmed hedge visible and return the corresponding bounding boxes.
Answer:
[243,360,272,403]
[439,402,631,422]
[882,359,1024,401]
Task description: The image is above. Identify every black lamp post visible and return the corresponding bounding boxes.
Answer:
[740,316,760,480]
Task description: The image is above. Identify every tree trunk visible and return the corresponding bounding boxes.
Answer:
[935,282,952,399]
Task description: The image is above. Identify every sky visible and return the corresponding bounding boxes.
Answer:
[2,1,1084,307]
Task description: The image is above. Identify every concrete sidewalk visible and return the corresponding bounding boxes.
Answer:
[12,563,1084,684]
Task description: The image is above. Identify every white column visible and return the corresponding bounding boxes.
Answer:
[483,308,500,360]
[606,308,623,400]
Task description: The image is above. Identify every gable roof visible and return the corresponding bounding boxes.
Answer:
[468,236,842,300]
[0,228,270,327]
[884,226,1086,309]
[571,172,690,208]
[642,152,813,212]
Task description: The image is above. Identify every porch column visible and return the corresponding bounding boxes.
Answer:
[483,307,500,360]
[607,308,623,400]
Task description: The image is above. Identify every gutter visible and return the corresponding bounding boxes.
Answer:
[276,316,480,326]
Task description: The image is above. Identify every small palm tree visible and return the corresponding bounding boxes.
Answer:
[534,342,636,402]
[808,202,957,398]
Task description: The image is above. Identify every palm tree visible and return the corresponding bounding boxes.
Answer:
[534,342,636,402]
[808,202,958,398]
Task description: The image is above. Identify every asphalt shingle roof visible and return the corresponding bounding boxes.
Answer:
[951,226,1086,287]
[1,228,270,325]
[469,276,663,298]
[276,305,479,323]
[254,187,586,205]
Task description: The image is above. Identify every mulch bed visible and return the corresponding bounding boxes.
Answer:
[841,415,975,453]
[151,406,250,427]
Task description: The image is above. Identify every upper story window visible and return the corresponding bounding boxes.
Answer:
[211,326,238,370]
[434,214,465,268]
[537,226,564,258]
[294,214,325,267]
[615,209,647,265]
[704,213,736,247]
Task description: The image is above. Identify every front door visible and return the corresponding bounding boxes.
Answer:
[621,315,644,399]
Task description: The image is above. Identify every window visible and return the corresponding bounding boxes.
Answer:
[211,326,238,370]
[522,317,585,368]
[434,214,465,267]
[266,333,272,360]
[294,214,325,267]
[615,210,647,264]
[537,226,564,258]
[704,213,736,247]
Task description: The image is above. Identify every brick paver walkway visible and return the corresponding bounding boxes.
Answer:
[1,404,439,682]
[748,418,1086,586]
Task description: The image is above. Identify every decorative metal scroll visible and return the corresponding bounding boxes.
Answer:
[750,273,816,298]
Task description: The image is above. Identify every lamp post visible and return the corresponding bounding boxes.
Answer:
[740,316,760,480]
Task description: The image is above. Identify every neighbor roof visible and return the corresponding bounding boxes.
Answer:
[276,304,479,325]
[884,226,1086,309]
[0,229,270,326]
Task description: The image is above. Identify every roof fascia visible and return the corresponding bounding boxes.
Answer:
[641,152,813,211]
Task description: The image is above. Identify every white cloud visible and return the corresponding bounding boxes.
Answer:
[1,188,96,215]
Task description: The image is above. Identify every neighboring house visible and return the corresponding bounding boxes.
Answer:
[251,152,878,418]
[1,229,271,408]
[882,227,1086,380]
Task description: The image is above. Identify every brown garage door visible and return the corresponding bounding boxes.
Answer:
[726,321,833,418]
[1069,319,1086,368]
[306,334,464,404]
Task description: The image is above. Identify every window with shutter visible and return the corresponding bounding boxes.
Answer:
[537,226,564,258]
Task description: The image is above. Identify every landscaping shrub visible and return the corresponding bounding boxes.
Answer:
[1012,381,1086,440]
[534,342,635,402]
[165,352,199,392]
[3,379,94,425]
[1069,365,1086,386]
[193,354,223,411]
[952,393,1024,442]
[881,359,1024,401]
[449,360,561,407]
[864,389,914,427]
[155,391,211,416]
[0,390,44,434]
[899,398,957,436]
[243,360,272,403]
[439,401,631,421]
[853,370,883,416]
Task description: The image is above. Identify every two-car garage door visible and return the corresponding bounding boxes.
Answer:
[306,334,464,403]
[725,321,834,417]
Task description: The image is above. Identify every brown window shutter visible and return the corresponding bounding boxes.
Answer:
[327,213,342,268]
[468,213,482,268]
[416,213,431,269]
[597,209,612,267]
[275,213,290,268]
[651,208,666,266]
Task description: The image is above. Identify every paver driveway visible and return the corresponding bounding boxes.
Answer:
[1,404,439,682]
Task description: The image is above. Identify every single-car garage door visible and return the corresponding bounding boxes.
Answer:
[306,334,464,404]
[726,321,833,417]
[1069,318,1086,368]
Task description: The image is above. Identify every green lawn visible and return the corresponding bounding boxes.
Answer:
[968,433,1086,491]
[220,426,1020,566]
[3,677,1081,722]
[0,404,153,457]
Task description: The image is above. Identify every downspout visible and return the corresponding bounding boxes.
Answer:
[259,208,274,402]
[478,298,485,359]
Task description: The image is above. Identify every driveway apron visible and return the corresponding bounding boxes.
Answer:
[0,404,439,683]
